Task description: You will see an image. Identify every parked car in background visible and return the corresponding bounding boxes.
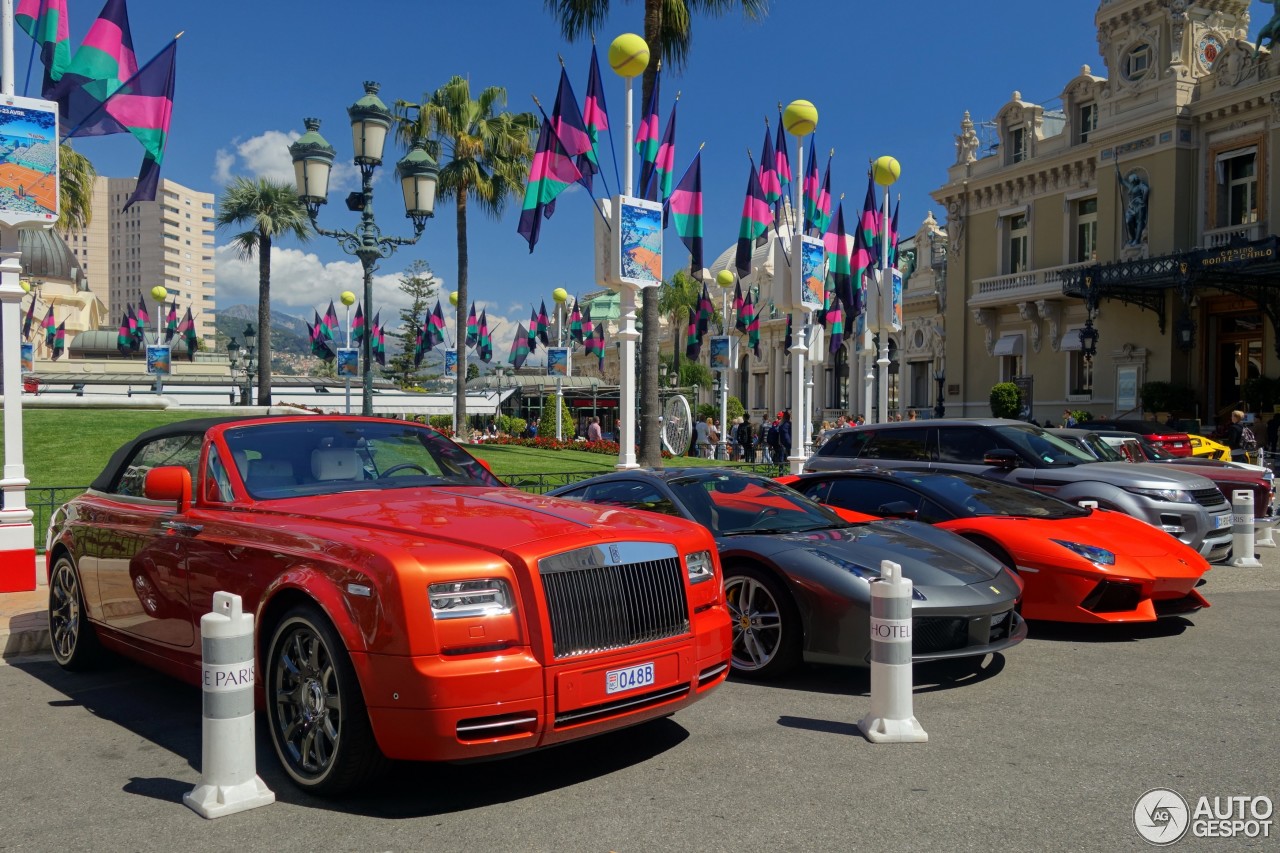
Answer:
[1189,434,1231,461]
[1074,419,1194,457]
[1065,428,1275,520]
[547,468,1026,680]
[46,416,732,794]
[806,419,1233,562]
[779,468,1211,623]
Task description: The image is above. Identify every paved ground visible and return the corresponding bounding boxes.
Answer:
[1,552,1277,851]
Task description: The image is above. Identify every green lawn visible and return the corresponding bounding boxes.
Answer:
[5,409,743,490]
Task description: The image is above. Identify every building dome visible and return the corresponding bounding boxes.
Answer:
[19,228,85,288]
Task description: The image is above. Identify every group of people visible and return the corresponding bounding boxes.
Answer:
[695,411,795,467]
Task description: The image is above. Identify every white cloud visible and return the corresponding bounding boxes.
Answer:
[212,130,360,191]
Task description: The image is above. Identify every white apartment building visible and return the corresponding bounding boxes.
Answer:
[64,175,217,344]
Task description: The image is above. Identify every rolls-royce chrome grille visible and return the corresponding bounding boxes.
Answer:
[539,542,691,660]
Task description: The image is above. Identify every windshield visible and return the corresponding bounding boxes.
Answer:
[668,472,846,536]
[908,472,1088,519]
[222,420,502,500]
[1081,433,1126,462]
[993,424,1096,467]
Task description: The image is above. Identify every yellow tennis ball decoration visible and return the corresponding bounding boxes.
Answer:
[552,287,569,304]
[873,155,901,187]
[340,290,357,306]
[609,33,650,78]
[716,269,735,288]
[151,285,168,302]
[20,279,31,293]
[449,291,459,307]
[783,99,818,137]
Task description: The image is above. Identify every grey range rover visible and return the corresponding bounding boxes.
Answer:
[805,418,1233,563]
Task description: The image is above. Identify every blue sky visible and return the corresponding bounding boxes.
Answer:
[17,1,1276,355]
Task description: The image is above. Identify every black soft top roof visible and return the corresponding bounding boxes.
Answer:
[89,416,272,492]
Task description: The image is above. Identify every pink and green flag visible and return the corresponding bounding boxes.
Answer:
[518,117,583,252]
[733,281,746,333]
[527,307,540,353]
[465,302,478,348]
[125,304,139,350]
[16,0,71,99]
[509,322,530,370]
[581,45,610,191]
[568,300,584,344]
[163,302,178,343]
[536,300,550,347]
[116,311,131,355]
[476,310,493,363]
[735,160,771,276]
[644,99,677,203]
[593,321,606,371]
[134,293,149,343]
[860,175,883,270]
[428,300,446,351]
[696,282,713,339]
[581,304,594,342]
[684,306,701,360]
[888,198,901,268]
[802,138,820,234]
[179,308,198,361]
[759,127,781,208]
[21,293,36,340]
[351,304,366,345]
[51,321,66,360]
[811,155,833,236]
[634,71,661,200]
[100,38,178,210]
[774,119,792,205]
[744,293,760,357]
[372,312,386,367]
[668,151,703,275]
[50,0,137,135]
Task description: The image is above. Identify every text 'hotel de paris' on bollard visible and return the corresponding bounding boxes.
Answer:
[1229,490,1262,568]
[184,592,275,819]
[857,561,928,744]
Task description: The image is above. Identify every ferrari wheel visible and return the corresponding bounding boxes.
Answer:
[724,565,801,680]
[48,554,100,671]
[265,604,385,795]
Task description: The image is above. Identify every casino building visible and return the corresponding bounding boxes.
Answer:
[927,0,1280,428]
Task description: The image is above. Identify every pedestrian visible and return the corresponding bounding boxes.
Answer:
[587,415,602,442]
[707,418,721,459]
[1063,408,1077,428]
[738,413,755,464]
[1227,409,1248,461]
[907,410,918,421]
[695,416,710,457]
[1268,412,1280,455]
[778,411,793,466]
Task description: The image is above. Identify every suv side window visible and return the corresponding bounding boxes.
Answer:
[937,427,1000,464]
[816,431,869,458]
[862,427,931,461]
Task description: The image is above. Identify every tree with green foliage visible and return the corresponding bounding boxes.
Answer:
[989,382,1022,419]
[215,178,312,406]
[537,394,577,439]
[466,362,480,382]
[396,77,538,441]
[657,269,703,377]
[546,0,770,469]
[388,260,440,388]
[56,144,96,233]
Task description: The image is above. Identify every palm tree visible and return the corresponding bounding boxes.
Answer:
[396,78,537,439]
[545,0,770,467]
[56,143,96,232]
[215,177,312,406]
[657,268,702,377]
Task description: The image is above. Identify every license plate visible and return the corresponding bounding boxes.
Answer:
[606,662,655,695]
[1215,513,1233,529]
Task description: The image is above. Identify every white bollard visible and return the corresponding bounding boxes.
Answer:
[184,591,275,819]
[1256,517,1277,549]
[1229,490,1262,568]
[858,560,928,744]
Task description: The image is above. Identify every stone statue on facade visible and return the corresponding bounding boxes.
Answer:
[1256,1,1280,58]
[954,111,979,165]
[1120,170,1150,247]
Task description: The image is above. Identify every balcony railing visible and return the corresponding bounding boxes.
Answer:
[969,261,1091,306]
[1203,221,1265,249]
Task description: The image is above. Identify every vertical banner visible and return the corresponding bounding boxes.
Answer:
[547,347,571,378]
[709,336,731,372]
[20,341,33,374]
[444,349,458,378]
[891,268,904,331]
[0,95,60,227]
[336,347,359,378]
[798,236,825,311]
[145,345,172,376]
[614,195,663,289]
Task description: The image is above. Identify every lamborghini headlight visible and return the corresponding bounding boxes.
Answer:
[428,579,514,619]
[685,549,715,584]
[1051,539,1116,566]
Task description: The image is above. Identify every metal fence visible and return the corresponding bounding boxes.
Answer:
[25,487,86,551]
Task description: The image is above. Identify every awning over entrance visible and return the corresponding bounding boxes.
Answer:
[1060,327,1086,351]
[993,334,1024,357]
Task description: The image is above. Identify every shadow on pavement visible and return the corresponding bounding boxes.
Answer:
[10,654,693,818]
[728,653,1006,697]
[1026,617,1193,643]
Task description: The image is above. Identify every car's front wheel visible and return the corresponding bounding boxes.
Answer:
[265,604,385,795]
[724,565,801,679]
[48,554,100,670]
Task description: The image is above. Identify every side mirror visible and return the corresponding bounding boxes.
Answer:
[144,466,192,508]
[982,449,1020,469]
[877,500,919,520]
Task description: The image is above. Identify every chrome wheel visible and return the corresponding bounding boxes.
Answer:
[265,605,384,795]
[272,621,343,778]
[723,566,800,679]
[48,555,98,670]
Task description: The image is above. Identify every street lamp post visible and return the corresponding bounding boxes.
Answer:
[227,324,258,406]
[288,82,439,417]
[934,367,946,419]
[552,288,569,441]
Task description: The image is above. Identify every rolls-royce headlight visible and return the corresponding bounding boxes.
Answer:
[429,579,514,619]
[685,550,715,584]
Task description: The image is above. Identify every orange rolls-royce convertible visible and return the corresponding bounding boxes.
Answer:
[46,416,731,794]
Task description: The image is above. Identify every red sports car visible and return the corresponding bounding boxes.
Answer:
[779,469,1211,624]
[46,416,731,794]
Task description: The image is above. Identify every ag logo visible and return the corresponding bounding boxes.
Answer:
[1134,788,1190,845]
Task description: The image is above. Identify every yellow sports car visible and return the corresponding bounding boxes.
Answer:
[1189,434,1231,461]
